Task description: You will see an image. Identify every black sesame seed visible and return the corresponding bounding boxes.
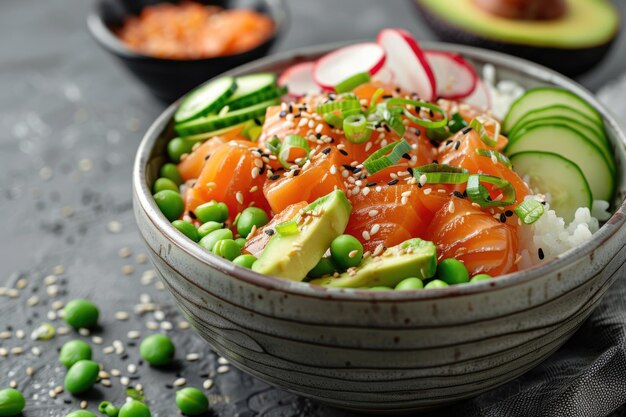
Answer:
[359,174,367,180]
[445,140,453,146]
[279,111,287,118]
[432,159,438,164]
[188,211,197,220]
[538,248,545,260]
[541,201,547,205]
[407,167,414,176]
[293,169,301,177]
[269,174,280,180]
[288,104,293,113]
[383,124,391,133]
[254,118,262,126]
[342,164,356,172]
[402,153,411,160]
[387,179,399,185]
[395,87,401,93]
[321,148,332,155]
[453,191,465,199]
[293,112,302,118]
[339,149,349,156]
[382,94,393,99]
[265,229,275,236]
[505,210,514,217]
[165,384,174,389]
[429,140,440,147]
[259,166,265,175]
[462,127,472,134]
[353,168,362,174]
[315,133,322,139]
[454,141,460,150]
[499,213,506,223]
[429,109,434,117]
[204,155,211,161]
[366,182,377,187]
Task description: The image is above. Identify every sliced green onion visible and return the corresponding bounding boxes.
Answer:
[335,72,371,94]
[386,98,448,129]
[362,139,411,175]
[469,117,500,147]
[466,174,516,207]
[343,114,372,144]
[426,126,451,142]
[475,149,512,168]
[30,323,55,341]
[267,136,281,155]
[323,112,343,128]
[515,199,545,224]
[369,88,385,113]
[341,107,362,118]
[413,164,469,184]
[275,219,299,236]
[126,387,145,401]
[448,112,468,133]
[278,134,310,169]
[315,99,360,115]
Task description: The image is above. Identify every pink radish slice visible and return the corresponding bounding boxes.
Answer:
[376,28,436,101]
[313,43,386,91]
[278,62,319,98]
[463,77,491,110]
[425,51,478,100]
[373,65,395,84]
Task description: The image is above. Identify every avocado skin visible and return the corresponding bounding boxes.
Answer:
[413,2,617,77]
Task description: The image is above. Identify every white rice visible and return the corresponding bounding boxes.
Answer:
[517,195,603,269]
[482,64,526,120]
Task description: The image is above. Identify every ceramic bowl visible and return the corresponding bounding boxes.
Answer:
[87,0,288,102]
[133,42,626,413]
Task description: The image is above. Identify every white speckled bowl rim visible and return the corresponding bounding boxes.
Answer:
[133,41,626,302]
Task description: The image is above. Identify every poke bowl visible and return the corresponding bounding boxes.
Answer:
[133,30,626,413]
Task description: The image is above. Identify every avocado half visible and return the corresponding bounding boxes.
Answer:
[414,0,620,76]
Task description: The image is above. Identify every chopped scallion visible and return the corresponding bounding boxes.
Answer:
[469,117,500,147]
[466,174,516,207]
[343,114,372,144]
[334,72,371,94]
[275,219,299,236]
[515,199,545,224]
[362,139,411,174]
[413,164,469,184]
[278,135,310,169]
[475,149,512,168]
[316,99,360,115]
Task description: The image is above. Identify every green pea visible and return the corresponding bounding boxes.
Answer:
[470,273,492,283]
[160,163,183,186]
[236,207,269,238]
[369,286,393,291]
[167,138,193,163]
[330,234,363,270]
[0,388,25,416]
[60,339,92,368]
[99,401,119,417]
[195,201,228,223]
[437,258,469,285]
[64,360,100,395]
[199,228,233,252]
[232,254,257,269]
[212,239,241,261]
[154,190,184,222]
[197,221,223,238]
[152,177,179,194]
[65,412,96,417]
[175,387,209,416]
[234,237,247,249]
[63,299,99,329]
[307,257,337,278]
[140,334,175,366]
[395,277,424,290]
[172,220,200,242]
[119,400,151,417]
[424,279,449,289]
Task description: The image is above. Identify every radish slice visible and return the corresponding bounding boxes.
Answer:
[373,65,395,84]
[425,51,478,100]
[463,77,492,110]
[278,62,319,98]
[313,43,386,91]
[376,28,436,101]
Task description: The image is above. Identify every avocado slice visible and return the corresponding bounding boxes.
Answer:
[309,238,437,288]
[414,0,620,76]
[252,190,352,281]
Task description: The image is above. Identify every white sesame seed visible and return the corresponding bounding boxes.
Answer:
[186,353,200,361]
[16,278,28,289]
[348,250,359,258]
[419,174,427,186]
[46,311,57,321]
[15,330,25,339]
[373,244,385,257]
[370,224,380,235]
[236,192,244,204]
[51,300,65,310]
[107,221,122,234]
[362,187,370,196]
[173,378,187,387]
[448,200,455,213]
[103,346,115,354]
[101,379,112,387]
[0,331,11,340]
[217,365,230,374]
[31,347,41,356]
[146,321,159,330]
[217,357,230,365]
[0,348,8,357]
[10,347,24,355]
[78,328,90,336]
[362,231,371,241]
[368,210,379,217]
[26,367,34,376]
[110,369,121,377]
[127,330,141,340]
[6,289,19,298]
[118,247,132,258]
[43,275,57,286]
[423,188,432,195]
[57,327,70,335]
[178,321,190,330]
[120,376,130,386]
[203,379,214,390]
[401,197,408,205]
[115,311,129,321]
[160,321,173,331]
[121,265,134,275]
[329,165,337,175]
[127,364,137,374]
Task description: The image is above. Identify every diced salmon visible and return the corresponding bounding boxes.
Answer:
[426,197,518,276]
[345,183,451,252]
[182,186,206,221]
[193,140,270,220]
[243,201,308,256]
[178,137,226,182]
[263,149,346,214]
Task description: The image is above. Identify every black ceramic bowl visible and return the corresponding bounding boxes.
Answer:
[87,0,288,101]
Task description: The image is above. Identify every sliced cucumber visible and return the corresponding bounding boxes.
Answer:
[509,151,591,223]
[509,117,614,173]
[503,87,602,133]
[175,98,279,136]
[226,73,280,110]
[174,76,237,124]
[510,105,605,141]
[506,124,614,201]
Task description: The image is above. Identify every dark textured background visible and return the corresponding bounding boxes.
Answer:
[1,1,626,416]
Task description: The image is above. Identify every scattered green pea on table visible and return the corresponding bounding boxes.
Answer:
[0,388,25,417]
[60,339,93,368]
[64,360,100,395]
[63,299,99,329]
[119,400,151,417]
[99,401,120,417]
[176,387,209,416]
[140,334,175,366]
[65,411,96,417]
